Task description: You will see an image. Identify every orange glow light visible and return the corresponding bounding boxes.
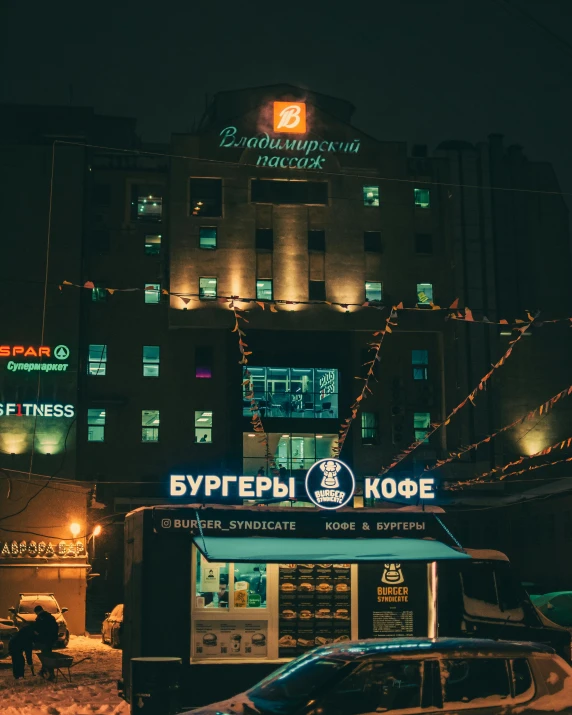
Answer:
[273,102,306,134]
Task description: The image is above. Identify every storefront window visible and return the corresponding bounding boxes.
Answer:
[195,555,267,609]
[243,433,337,476]
[243,367,338,418]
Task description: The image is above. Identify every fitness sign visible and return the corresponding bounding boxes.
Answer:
[169,458,435,510]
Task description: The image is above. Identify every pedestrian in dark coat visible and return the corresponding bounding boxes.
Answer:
[8,625,35,679]
[34,605,59,680]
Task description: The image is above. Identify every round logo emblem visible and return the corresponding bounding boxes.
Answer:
[305,458,355,510]
[54,345,70,360]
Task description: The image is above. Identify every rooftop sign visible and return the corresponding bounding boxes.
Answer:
[273,102,306,133]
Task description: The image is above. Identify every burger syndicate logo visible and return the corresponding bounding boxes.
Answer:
[305,458,355,510]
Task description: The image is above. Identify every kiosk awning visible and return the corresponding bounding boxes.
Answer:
[193,537,471,563]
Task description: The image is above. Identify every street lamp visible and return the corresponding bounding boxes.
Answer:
[69,522,81,538]
[90,525,102,559]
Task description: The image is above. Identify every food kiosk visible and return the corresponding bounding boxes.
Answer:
[121,463,570,708]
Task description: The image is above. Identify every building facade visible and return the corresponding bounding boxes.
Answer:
[2,85,572,627]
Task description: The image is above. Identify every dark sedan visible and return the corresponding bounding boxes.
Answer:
[187,637,572,714]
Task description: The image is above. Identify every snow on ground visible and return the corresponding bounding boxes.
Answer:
[0,635,129,715]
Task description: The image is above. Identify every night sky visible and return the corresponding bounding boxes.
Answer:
[3,0,572,198]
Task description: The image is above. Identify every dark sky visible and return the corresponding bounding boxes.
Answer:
[3,0,572,196]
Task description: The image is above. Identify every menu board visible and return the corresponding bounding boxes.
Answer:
[357,563,427,639]
[278,564,351,657]
[194,620,268,659]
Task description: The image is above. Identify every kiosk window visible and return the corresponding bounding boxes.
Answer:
[195,557,267,609]
[322,660,422,714]
[442,658,510,707]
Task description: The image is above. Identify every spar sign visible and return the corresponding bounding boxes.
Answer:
[0,344,71,373]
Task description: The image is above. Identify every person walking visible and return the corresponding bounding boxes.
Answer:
[8,624,35,679]
[34,605,59,680]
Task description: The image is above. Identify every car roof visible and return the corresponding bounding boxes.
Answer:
[19,593,55,598]
[311,638,556,660]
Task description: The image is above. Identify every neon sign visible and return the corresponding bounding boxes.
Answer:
[0,344,70,372]
[0,403,75,417]
[273,102,306,133]
[169,462,435,508]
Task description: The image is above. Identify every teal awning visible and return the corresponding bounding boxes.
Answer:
[193,537,470,563]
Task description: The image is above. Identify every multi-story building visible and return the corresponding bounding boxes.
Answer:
[2,85,572,620]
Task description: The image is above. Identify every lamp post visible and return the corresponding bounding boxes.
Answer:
[92,524,102,559]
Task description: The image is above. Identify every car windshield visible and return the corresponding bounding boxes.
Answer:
[248,653,353,714]
[18,598,59,614]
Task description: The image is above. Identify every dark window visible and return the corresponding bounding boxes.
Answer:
[320,660,421,714]
[190,178,222,217]
[415,234,433,254]
[309,280,326,301]
[512,659,533,697]
[442,659,510,705]
[93,184,111,205]
[255,229,274,251]
[251,179,328,205]
[460,563,500,617]
[145,234,161,255]
[308,230,326,252]
[364,231,382,253]
[131,185,163,222]
[361,413,379,445]
[195,347,213,379]
[90,229,110,254]
[199,227,217,249]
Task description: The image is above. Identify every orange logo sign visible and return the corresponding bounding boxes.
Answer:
[273,102,306,133]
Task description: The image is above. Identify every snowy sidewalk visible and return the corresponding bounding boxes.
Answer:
[0,635,129,715]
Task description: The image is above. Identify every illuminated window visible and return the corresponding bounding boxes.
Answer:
[414,412,431,442]
[364,231,382,253]
[143,346,160,377]
[251,180,328,205]
[256,280,273,301]
[365,281,382,303]
[255,229,273,251]
[243,368,339,419]
[190,178,222,217]
[414,188,431,209]
[308,230,325,252]
[144,283,160,304]
[87,409,106,442]
[131,186,163,222]
[91,285,107,303]
[363,186,380,207]
[194,556,267,610]
[195,411,212,443]
[199,227,217,250]
[199,277,217,300]
[361,412,379,445]
[88,344,107,376]
[142,410,160,442]
[416,282,433,306]
[145,234,161,255]
[309,280,326,301]
[415,234,432,254]
[412,350,428,380]
[195,347,213,379]
[243,432,337,476]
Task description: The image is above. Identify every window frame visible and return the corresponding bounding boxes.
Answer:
[414,411,431,442]
[416,282,434,307]
[195,410,213,443]
[143,345,160,378]
[141,409,160,443]
[363,185,380,207]
[144,283,161,304]
[131,186,163,222]
[199,227,218,250]
[87,344,107,377]
[87,408,106,442]
[256,279,273,301]
[414,188,431,209]
[412,350,429,381]
[199,277,218,301]
[144,234,162,255]
[250,179,328,206]
[361,412,379,446]
[189,177,223,218]
[365,281,383,303]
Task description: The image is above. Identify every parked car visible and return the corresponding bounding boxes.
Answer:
[8,593,69,648]
[101,604,123,649]
[531,592,572,628]
[187,638,572,714]
[0,619,18,660]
